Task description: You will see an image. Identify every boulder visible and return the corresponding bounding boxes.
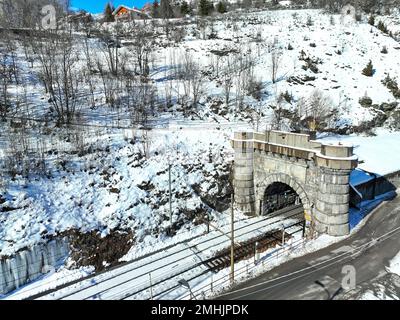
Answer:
[379,102,398,112]
[359,96,373,107]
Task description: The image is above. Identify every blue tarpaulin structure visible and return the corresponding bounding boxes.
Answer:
[349,190,396,230]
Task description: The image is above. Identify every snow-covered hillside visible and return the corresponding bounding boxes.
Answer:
[0,128,235,257]
[1,7,400,289]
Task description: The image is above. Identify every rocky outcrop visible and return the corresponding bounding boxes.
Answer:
[68,229,134,272]
[0,238,69,295]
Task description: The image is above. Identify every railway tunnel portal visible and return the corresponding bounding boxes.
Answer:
[232,131,358,237]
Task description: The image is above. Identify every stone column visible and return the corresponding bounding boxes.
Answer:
[313,144,357,237]
[314,167,351,236]
[233,133,255,216]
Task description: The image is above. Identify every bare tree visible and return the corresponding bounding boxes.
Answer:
[82,37,96,109]
[271,48,282,84]
[220,56,234,108]
[298,89,337,131]
[0,48,11,120]
[133,28,153,77]
[179,51,205,115]
[0,0,69,29]
[269,97,285,131]
[33,27,82,125]
[95,55,120,109]
[160,0,174,19]
[99,29,120,76]
[139,129,152,159]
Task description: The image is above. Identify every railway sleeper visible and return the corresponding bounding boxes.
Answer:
[203,230,293,272]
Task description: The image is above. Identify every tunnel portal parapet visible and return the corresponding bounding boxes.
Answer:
[232,131,358,237]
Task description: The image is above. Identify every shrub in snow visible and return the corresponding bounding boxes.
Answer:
[288,43,294,50]
[171,27,186,43]
[381,46,388,54]
[216,1,227,14]
[362,60,374,77]
[382,74,400,99]
[368,15,375,26]
[359,94,373,107]
[300,52,321,74]
[377,21,389,34]
[306,15,313,27]
[180,1,191,15]
[199,0,214,16]
[247,79,264,101]
[256,30,263,43]
[280,90,293,104]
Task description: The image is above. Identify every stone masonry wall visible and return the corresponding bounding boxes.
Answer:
[232,130,358,237]
[314,167,352,236]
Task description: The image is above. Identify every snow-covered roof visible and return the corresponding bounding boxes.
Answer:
[112,5,149,17]
[318,129,400,176]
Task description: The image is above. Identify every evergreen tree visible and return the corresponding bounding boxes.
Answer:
[377,21,388,34]
[180,1,191,15]
[199,0,211,16]
[104,2,115,22]
[208,1,215,14]
[362,60,374,77]
[152,0,160,18]
[160,0,174,19]
[216,1,227,14]
[368,15,375,26]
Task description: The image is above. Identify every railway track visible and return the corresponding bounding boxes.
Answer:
[34,205,304,300]
[149,219,304,300]
[106,212,305,300]
[204,230,292,272]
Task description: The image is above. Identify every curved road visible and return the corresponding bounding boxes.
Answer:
[217,194,400,300]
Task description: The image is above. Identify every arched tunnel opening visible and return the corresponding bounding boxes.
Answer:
[204,181,308,273]
[262,182,302,216]
[261,181,307,240]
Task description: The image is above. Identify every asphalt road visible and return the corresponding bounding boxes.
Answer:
[217,195,400,300]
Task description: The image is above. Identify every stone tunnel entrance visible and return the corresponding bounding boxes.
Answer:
[262,182,301,216]
[232,131,358,237]
[261,181,307,239]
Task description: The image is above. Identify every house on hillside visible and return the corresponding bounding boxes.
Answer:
[112,5,151,21]
[65,11,94,24]
[141,3,153,16]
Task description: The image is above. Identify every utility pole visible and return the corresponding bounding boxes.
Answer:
[254,241,259,264]
[230,194,235,284]
[149,272,153,300]
[206,211,210,234]
[169,163,172,228]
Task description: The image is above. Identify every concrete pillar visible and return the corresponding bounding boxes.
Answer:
[314,167,352,236]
